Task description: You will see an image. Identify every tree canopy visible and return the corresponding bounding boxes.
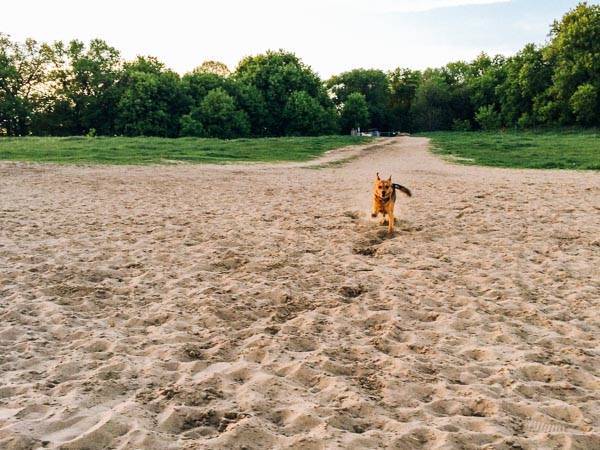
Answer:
[0,2,598,137]
[340,92,370,131]
[327,68,390,131]
[235,50,335,135]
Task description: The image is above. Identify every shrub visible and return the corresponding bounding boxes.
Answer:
[570,83,598,126]
[179,114,205,137]
[517,112,534,129]
[452,119,471,131]
[184,88,250,139]
[475,105,502,130]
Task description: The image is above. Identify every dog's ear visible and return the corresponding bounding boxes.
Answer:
[387,175,392,182]
[376,172,380,180]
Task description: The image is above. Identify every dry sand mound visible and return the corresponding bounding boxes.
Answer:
[1,137,599,449]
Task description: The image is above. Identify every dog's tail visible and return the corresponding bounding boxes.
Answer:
[393,183,412,197]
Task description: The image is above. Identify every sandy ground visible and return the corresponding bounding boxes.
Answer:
[1,137,599,450]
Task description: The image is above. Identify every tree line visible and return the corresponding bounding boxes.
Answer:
[0,2,597,138]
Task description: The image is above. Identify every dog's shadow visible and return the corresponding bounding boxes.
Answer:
[350,212,419,256]
[373,218,419,240]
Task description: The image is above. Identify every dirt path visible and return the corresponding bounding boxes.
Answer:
[1,137,599,449]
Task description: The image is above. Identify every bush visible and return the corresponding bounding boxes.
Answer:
[179,114,205,137]
[570,83,598,126]
[475,105,502,130]
[517,112,534,129]
[452,119,471,131]
[187,88,250,139]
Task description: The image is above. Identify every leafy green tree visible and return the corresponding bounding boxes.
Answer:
[0,34,53,135]
[570,83,598,125]
[116,56,187,137]
[439,54,506,129]
[410,70,453,131]
[496,44,552,127]
[194,60,230,76]
[388,68,421,131]
[466,53,506,113]
[235,50,327,135]
[182,70,227,103]
[184,87,250,139]
[441,61,475,128]
[544,2,600,125]
[327,69,390,130]
[229,82,269,136]
[281,90,337,135]
[41,39,122,135]
[340,92,369,132]
[181,70,268,136]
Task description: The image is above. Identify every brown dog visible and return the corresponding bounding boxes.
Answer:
[371,173,412,234]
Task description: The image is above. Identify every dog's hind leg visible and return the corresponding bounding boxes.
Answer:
[380,212,387,226]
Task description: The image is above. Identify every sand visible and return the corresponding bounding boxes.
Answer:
[0,137,599,449]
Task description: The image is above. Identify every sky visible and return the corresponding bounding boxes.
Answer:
[1,0,594,77]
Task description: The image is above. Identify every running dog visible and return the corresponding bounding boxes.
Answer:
[371,173,412,234]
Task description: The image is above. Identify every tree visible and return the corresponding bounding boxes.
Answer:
[340,92,369,132]
[465,53,506,113]
[228,82,269,136]
[327,69,390,130]
[410,70,453,131]
[40,39,122,135]
[570,83,598,125]
[544,2,600,125]
[183,87,250,139]
[496,44,552,127]
[441,60,474,128]
[182,70,228,102]
[281,90,337,135]
[0,34,53,135]
[181,70,268,136]
[438,54,506,130]
[116,56,187,137]
[235,50,327,135]
[388,68,421,131]
[194,60,230,76]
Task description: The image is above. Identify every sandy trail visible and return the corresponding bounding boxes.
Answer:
[0,137,599,449]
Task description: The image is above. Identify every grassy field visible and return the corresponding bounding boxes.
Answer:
[0,136,372,165]
[423,130,600,170]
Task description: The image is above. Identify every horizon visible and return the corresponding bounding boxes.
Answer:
[1,0,593,77]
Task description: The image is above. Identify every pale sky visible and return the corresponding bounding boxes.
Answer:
[1,0,592,77]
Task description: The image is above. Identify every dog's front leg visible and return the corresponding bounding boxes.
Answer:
[371,198,379,218]
[387,210,394,234]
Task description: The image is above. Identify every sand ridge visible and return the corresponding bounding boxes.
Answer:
[0,137,599,449]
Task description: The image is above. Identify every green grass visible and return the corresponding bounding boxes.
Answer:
[422,130,600,170]
[0,135,373,165]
